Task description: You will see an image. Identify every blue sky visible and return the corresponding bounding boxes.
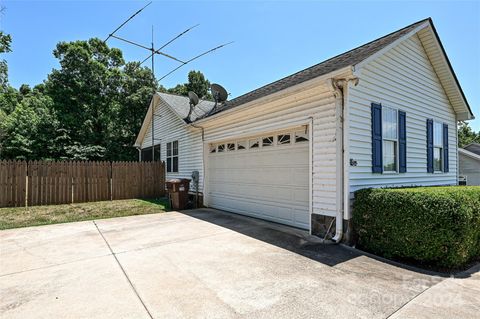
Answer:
[2,0,479,130]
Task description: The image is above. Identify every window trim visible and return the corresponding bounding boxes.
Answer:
[166,140,179,173]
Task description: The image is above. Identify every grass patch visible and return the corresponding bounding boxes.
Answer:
[0,198,170,230]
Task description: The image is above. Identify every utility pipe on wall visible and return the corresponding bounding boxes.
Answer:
[328,76,358,243]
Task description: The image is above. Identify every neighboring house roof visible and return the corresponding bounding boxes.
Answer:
[464,143,480,156]
[459,148,480,162]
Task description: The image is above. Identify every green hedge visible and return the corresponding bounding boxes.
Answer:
[352,186,480,269]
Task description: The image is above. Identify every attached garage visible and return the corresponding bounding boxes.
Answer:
[136,19,474,242]
[206,128,310,229]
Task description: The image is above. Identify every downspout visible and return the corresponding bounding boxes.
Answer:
[329,76,358,243]
[136,147,142,161]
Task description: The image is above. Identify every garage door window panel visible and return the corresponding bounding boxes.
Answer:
[249,138,260,149]
[277,134,291,145]
[295,130,309,143]
[237,140,247,150]
[262,136,274,147]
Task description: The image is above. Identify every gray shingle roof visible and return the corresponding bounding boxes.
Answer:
[158,92,215,122]
[201,18,430,119]
[465,143,480,156]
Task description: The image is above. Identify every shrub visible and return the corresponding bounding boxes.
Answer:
[352,186,480,269]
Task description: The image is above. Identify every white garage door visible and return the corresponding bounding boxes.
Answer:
[207,129,310,229]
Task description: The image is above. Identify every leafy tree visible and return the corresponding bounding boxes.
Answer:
[0,108,7,155]
[186,70,212,100]
[458,122,480,147]
[0,30,12,90]
[45,38,125,159]
[0,33,213,161]
[108,61,157,160]
[0,85,20,114]
[167,70,212,100]
[0,91,57,159]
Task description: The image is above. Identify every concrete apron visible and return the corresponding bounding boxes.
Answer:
[0,208,479,319]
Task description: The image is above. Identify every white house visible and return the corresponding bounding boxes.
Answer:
[135,18,474,241]
[459,143,480,185]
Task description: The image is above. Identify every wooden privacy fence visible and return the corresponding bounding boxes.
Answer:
[0,160,165,208]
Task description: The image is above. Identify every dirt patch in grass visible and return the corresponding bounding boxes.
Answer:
[0,198,170,230]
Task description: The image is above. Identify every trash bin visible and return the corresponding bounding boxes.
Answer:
[166,178,191,210]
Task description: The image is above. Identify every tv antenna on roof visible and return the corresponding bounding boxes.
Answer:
[103,1,233,162]
[185,91,199,123]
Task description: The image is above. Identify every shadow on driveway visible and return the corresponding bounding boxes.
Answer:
[180,208,360,267]
[180,208,479,278]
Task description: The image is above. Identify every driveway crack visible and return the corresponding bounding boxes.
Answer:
[92,220,153,319]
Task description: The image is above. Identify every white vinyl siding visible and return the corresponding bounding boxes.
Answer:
[348,33,458,193]
[141,99,204,192]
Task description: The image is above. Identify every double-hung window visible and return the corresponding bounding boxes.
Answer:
[372,103,406,174]
[433,122,443,172]
[166,141,178,173]
[382,107,398,172]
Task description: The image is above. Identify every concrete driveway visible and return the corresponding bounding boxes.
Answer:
[1,208,479,319]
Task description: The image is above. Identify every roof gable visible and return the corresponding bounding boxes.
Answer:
[134,92,215,147]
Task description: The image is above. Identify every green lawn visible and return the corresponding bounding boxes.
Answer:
[0,198,170,230]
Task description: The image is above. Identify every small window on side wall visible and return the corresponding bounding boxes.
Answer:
[382,107,398,173]
[166,141,179,173]
[433,122,443,172]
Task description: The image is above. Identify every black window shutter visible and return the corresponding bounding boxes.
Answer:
[371,103,383,173]
[426,119,434,173]
[443,124,449,172]
[398,111,407,173]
